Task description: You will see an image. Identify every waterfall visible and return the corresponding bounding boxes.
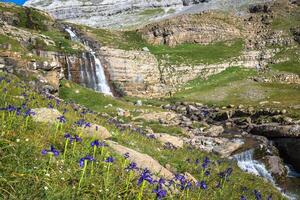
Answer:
[66,57,72,80]
[233,149,275,183]
[65,28,113,96]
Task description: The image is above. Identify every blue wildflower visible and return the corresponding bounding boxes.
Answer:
[24,109,35,117]
[200,180,207,190]
[153,187,167,200]
[57,115,66,123]
[79,155,95,168]
[41,145,60,157]
[126,162,139,171]
[138,169,153,185]
[254,190,262,200]
[240,196,247,200]
[124,152,130,159]
[105,156,114,163]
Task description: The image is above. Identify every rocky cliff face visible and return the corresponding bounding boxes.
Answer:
[24,0,197,29]
[24,0,274,29]
[140,12,242,46]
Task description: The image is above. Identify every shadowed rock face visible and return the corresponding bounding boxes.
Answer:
[272,138,300,172]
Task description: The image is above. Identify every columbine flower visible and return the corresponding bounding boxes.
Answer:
[267,195,272,200]
[138,168,153,185]
[105,156,114,163]
[41,145,60,157]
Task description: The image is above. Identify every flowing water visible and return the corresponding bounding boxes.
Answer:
[233,149,275,183]
[65,28,112,96]
[234,149,299,200]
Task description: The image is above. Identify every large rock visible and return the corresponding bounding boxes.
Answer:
[250,124,300,138]
[134,112,178,124]
[107,141,173,179]
[264,156,287,178]
[202,125,224,137]
[79,124,112,140]
[31,108,62,124]
[148,133,184,148]
[187,136,244,157]
[212,139,244,157]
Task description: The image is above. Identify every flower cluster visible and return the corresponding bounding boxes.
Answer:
[64,133,82,143]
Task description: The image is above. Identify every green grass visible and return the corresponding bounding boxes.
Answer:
[271,5,300,31]
[0,72,287,200]
[148,39,244,65]
[39,31,84,54]
[0,3,52,31]
[59,80,162,116]
[139,8,164,16]
[0,34,26,53]
[271,47,300,76]
[168,67,300,114]
[77,23,244,65]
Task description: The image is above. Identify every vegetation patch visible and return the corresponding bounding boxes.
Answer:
[148,39,244,65]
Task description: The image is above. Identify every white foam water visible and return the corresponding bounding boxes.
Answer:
[65,28,112,96]
[233,149,275,183]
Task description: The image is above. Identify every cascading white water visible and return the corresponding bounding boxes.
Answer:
[65,28,113,96]
[66,57,72,80]
[233,149,275,183]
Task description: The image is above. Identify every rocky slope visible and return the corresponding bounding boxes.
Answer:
[24,0,274,29]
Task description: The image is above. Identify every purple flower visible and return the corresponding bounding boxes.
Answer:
[57,115,66,123]
[105,156,114,163]
[138,169,153,185]
[79,155,95,168]
[124,152,130,159]
[41,145,60,157]
[90,140,106,148]
[202,156,210,169]
[254,190,262,200]
[267,195,272,200]
[199,181,207,190]
[64,133,82,143]
[205,170,210,176]
[153,187,167,200]
[24,109,35,117]
[240,196,247,200]
[126,162,138,171]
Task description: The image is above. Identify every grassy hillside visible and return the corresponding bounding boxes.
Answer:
[0,72,285,199]
[168,67,300,117]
